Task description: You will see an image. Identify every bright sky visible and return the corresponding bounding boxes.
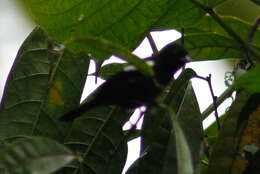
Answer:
[0,1,233,173]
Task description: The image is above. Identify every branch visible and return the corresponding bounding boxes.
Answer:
[201,84,235,120]
[247,16,260,43]
[181,28,185,46]
[195,75,221,130]
[189,0,260,59]
[147,33,159,54]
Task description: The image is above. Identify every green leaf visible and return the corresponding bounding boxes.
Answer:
[162,68,197,108]
[97,63,127,80]
[204,115,226,140]
[23,0,225,55]
[207,91,251,174]
[152,0,204,30]
[0,137,74,174]
[168,108,194,174]
[63,106,132,174]
[175,84,203,174]
[185,16,260,46]
[0,27,90,141]
[182,16,260,61]
[133,69,196,174]
[178,33,251,61]
[66,37,153,76]
[235,64,260,93]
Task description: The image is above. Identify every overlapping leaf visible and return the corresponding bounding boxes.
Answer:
[97,63,127,80]
[66,37,153,76]
[0,137,74,174]
[185,16,260,46]
[62,107,132,174]
[207,91,251,174]
[182,16,260,61]
[126,68,202,174]
[235,64,260,93]
[0,28,90,141]
[23,0,227,61]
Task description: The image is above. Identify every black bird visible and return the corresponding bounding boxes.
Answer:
[60,42,190,121]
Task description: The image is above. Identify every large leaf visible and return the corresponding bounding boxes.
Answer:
[174,84,203,173]
[177,33,257,61]
[168,107,194,174]
[0,28,90,141]
[208,91,259,174]
[23,0,226,57]
[66,37,153,76]
[0,137,74,174]
[185,16,260,47]
[60,106,132,174]
[235,64,260,93]
[125,69,198,174]
[182,16,260,61]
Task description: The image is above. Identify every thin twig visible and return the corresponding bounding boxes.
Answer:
[147,33,159,54]
[181,28,185,46]
[247,16,260,43]
[201,84,235,120]
[194,75,221,130]
[208,74,221,130]
[245,16,260,68]
[189,0,260,59]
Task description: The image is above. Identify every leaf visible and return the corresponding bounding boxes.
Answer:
[97,63,127,80]
[204,114,226,146]
[178,32,255,61]
[131,69,196,174]
[182,16,260,61]
[152,0,204,30]
[0,137,74,174]
[235,64,260,93]
[0,27,90,141]
[185,16,260,47]
[168,108,194,174]
[207,91,254,174]
[23,0,226,55]
[63,106,132,174]
[66,37,153,76]
[175,84,203,174]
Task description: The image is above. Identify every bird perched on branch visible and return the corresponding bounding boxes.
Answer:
[59,42,190,121]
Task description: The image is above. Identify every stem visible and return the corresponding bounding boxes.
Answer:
[181,28,185,46]
[189,0,260,59]
[195,75,222,129]
[247,16,260,43]
[207,74,221,130]
[147,33,159,54]
[201,84,235,120]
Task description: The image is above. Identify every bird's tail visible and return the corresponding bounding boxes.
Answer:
[59,102,95,122]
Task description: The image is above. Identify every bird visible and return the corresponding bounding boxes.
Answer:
[59,42,190,121]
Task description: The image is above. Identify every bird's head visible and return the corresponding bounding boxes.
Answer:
[153,42,191,85]
[157,42,190,66]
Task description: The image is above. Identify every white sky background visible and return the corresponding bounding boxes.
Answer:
[0,1,233,173]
